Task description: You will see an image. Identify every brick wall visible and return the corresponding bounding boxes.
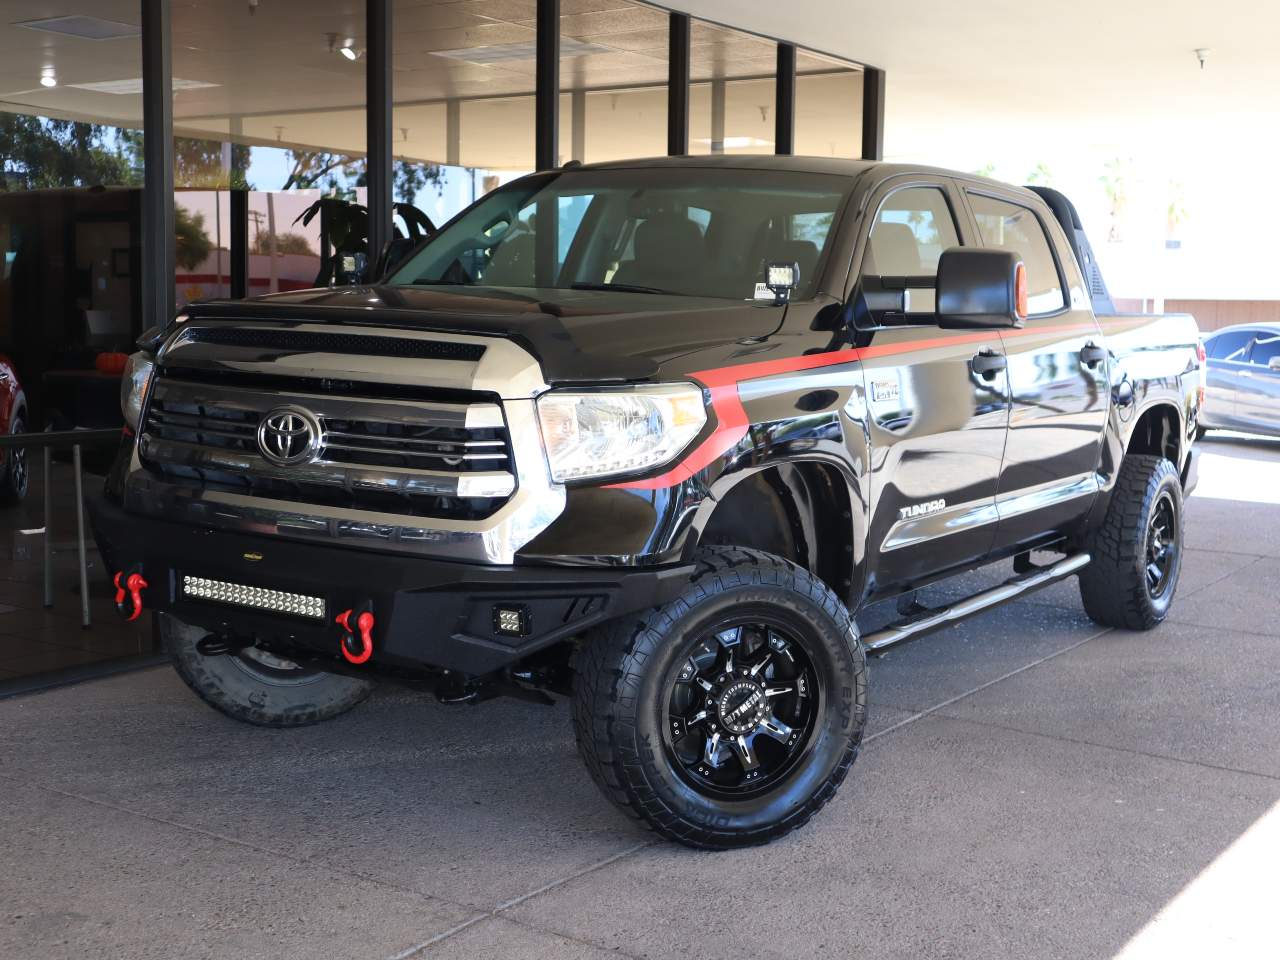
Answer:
[1113,299,1280,332]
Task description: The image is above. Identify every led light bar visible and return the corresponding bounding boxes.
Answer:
[183,575,325,621]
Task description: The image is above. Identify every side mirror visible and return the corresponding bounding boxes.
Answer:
[765,261,800,304]
[936,247,1027,329]
[1268,356,1280,372]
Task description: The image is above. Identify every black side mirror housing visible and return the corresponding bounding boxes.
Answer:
[936,247,1027,329]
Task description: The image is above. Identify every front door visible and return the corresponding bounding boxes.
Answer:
[853,180,1010,593]
[1236,333,1280,434]
[962,190,1109,548]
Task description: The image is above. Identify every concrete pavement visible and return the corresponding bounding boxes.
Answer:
[2,435,1278,959]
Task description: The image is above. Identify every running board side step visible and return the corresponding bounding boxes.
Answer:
[862,553,1091,656]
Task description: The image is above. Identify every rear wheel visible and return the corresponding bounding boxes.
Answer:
[163,613,374,727]
[1079,454,1184,630]
[572,547,866,849]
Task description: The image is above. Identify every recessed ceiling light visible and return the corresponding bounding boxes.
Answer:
[69,77,218,95]
[39,75,57,88]
[17,15,140,41]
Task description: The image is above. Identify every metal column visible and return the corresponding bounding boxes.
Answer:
[667,12,690,155]
[140,0,174,331]
[861,66,885,161]
[775,43,796,155]
[535,0,561,170]
[366,0,394,257]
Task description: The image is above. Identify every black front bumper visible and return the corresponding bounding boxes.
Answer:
[88,492,694,677]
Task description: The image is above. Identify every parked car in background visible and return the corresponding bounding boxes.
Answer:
[0,355,27,503]
[1199,323,1280,438]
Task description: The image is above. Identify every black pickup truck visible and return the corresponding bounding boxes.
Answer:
[91,157,1203,849]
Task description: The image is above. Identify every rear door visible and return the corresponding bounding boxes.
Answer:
[1236,334,1280,435]
[962,189,1109,549]
[853,178,1010,591]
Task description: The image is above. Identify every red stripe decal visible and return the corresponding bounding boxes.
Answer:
[608,322,1100,491]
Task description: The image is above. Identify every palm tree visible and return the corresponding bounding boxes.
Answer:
[1099,158,1129,243]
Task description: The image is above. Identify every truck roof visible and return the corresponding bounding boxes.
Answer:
[571,154,981,185]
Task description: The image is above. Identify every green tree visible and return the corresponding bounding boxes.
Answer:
[174,206,213,270]
[0,115,137,190]
[394,159,444,205]
[972,162,996,179]
[1099,158,1129,243]
[250,231,316,257]
[1025,162,1053,186]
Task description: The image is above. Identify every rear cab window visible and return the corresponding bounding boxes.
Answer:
[967,194,1065,315]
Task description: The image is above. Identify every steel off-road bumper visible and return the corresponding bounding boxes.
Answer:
[88,491,694,677]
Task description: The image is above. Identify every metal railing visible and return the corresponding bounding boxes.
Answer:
[0,429,121,627]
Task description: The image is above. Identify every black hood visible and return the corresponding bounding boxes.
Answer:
[185,285,785,384]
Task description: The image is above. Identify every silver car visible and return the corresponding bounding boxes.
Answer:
[1200,323,1280,438]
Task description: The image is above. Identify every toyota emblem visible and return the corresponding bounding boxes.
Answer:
[256,406,321,466]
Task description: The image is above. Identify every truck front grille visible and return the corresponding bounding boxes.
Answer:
[139,377,515,520]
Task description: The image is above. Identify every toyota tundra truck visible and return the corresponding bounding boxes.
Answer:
[90,157,1203,849]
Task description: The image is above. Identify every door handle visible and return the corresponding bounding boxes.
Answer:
[1080,342,1107,367]
[970,349,1007,380]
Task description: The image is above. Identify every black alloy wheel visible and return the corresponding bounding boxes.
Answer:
[573,546,866,849]
[1145,490,1178,600]
[665,615,819,799]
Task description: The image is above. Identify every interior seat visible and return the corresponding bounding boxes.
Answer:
[611,214,704,292]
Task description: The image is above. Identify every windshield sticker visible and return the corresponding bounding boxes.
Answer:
[753,283,774,301]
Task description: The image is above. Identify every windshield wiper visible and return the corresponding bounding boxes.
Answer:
[570,282,671,295]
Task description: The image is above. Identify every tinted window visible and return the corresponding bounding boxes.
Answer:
[862,187,959,278]
[1249,335,1280,367]
[1206,330,1254,360]
[969,194,1065,314]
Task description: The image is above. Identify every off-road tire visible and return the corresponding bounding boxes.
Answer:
[163,612,373,727]
[1079,454,1184,630]
[572,546,867,849]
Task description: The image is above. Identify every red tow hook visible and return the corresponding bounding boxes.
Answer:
[335,604,375,664]
[113,570,149,622]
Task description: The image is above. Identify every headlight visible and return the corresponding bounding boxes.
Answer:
[536,384,706,482]
[120,352,155,431]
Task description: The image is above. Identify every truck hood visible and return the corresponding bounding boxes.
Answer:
[185,285,785,384]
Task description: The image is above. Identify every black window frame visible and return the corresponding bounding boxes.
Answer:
[963,188,1070,320]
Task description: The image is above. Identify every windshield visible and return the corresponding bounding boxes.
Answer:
[388,168,850,301]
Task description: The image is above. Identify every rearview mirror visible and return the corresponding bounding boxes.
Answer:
[936,248,1027,329]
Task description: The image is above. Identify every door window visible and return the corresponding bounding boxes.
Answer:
[862,187,959,278]
[968,194,1065,315]
[1206,329,1253,361]
[1248,335,1280,368]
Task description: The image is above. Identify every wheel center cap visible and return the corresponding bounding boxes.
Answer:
[717,679,768,735]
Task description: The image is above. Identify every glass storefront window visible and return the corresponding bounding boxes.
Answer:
[689,22,777,155]
[796,52,863,159]
[559,1,669,164]
[0,7,155,678]
[172,0,367,291]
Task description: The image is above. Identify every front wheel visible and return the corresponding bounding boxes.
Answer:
[163,613,374,727]
[572,547,867,849]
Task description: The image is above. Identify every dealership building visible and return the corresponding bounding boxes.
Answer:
[0,0,877,684]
